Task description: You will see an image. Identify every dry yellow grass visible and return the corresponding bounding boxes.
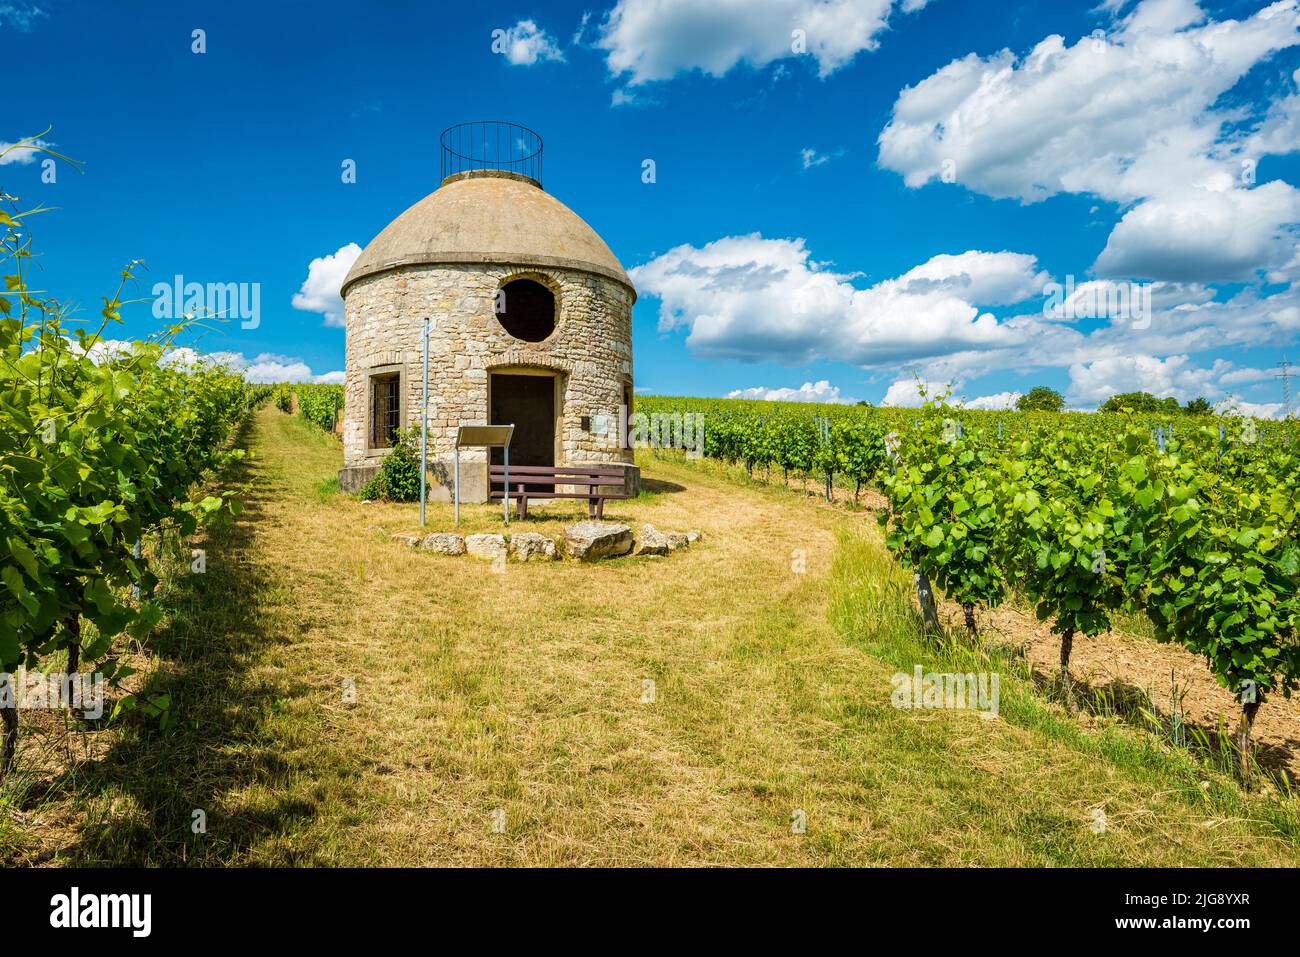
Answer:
[4,406,1298,866]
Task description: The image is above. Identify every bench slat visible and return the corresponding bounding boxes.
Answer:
[490,477,622,487]
[489,468,626,477]
[491,490,632,498]
[489,491,627,500]
[487,462,625,469]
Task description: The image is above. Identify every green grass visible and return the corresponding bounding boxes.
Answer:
[2,408,1297,866]
[829,527,1300,858]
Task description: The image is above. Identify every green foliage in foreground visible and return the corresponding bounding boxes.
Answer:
[359,427,423,502]
[882,412,1005,629]
[881,393,1299,776]
[0,186,254,740]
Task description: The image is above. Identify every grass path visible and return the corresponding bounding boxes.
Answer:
[11,406,1299,865]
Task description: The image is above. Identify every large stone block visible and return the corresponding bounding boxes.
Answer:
[465,534,508,561]
[636,524,669,556]
[420,533,466,556]
[339,464,380,493]
[510,532,558,562]
[564,522,633,561]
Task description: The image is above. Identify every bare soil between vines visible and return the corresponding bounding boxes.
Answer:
[947,599,1300,784]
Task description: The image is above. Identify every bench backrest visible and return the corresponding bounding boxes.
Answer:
[488,464,626,491]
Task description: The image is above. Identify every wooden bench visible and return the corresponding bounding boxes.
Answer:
[489,464,631,520]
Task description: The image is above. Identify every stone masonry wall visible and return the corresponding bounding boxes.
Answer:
[341,262,634,501]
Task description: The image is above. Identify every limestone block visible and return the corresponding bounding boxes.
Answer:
[420,533,466,556]
[564,522,633,561]
[636,524,670,556]
[466,533,508,561]
[510,532,558,562]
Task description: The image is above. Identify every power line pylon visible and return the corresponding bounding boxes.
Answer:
[1276,355,1293,420]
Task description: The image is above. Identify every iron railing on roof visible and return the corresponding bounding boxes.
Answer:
[439,121,543,186]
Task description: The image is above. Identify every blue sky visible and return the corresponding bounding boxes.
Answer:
[4,0,1300,414]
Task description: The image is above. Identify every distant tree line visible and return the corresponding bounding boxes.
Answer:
[1012,387,1216,415]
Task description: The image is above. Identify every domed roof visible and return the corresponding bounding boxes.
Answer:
[342,170,634,297]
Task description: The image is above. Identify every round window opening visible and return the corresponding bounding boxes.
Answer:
[495,278,556,342]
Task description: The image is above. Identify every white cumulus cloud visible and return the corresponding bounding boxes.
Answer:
[292,243,361,328]
[69,337,132,364]
[1216,397,1286,418]
[893,250,1051,304]
[879,377,941,407]
[631,234,1045,367]
[876,0,1300,282]
[1066,353,1229,405]
[960,390,1021,410]
[1094,181,1300,281]
[0,136,51,165]
[727,379,853,402]
[498,19,564,65]
[209,351,344,384]
[598,0,929,86]
[879,378,1019,409]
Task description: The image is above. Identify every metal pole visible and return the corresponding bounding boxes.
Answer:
[454,446,460,526]
[132,537,142,599]
[420,318,429,527]
[503,445,509,524]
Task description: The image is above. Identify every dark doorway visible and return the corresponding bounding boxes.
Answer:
[490,373,555,468]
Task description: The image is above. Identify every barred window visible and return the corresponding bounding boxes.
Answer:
[369,373,401,448]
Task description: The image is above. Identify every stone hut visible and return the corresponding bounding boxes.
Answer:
[337,122,637,501]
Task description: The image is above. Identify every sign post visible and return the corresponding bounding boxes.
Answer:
[419,318,430,527]
[453,424,515,525]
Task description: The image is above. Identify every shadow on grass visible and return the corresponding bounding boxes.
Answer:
[639,478,686,494]
[43,416,340,865]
